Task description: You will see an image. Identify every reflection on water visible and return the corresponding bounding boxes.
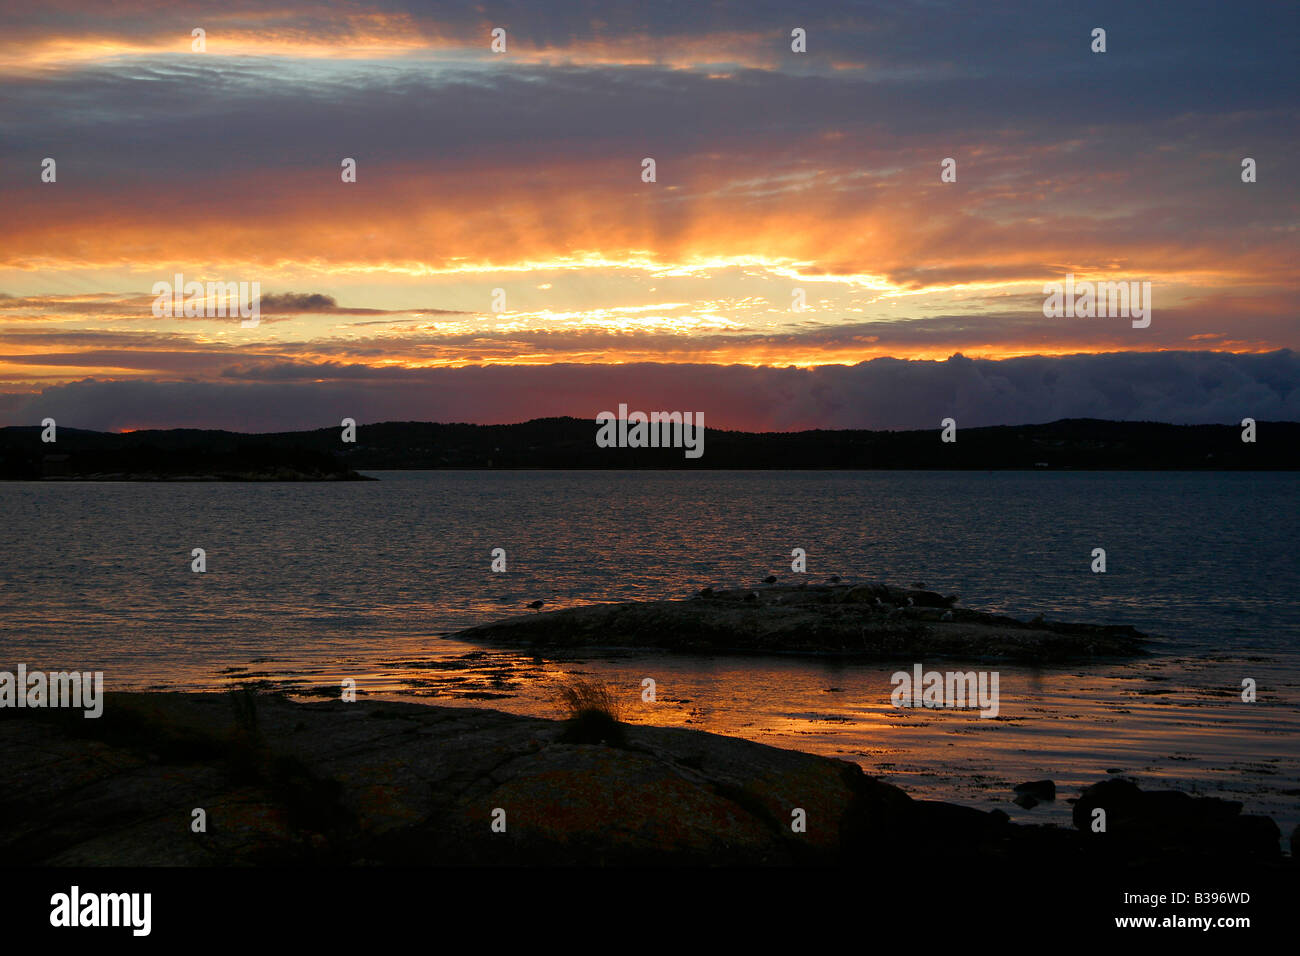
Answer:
[1,470,1297,838]
[183,643,1300,839]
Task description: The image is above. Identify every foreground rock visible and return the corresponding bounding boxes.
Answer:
[1014,780,1057,809]
[451,582,1148,661]
[0,692,1282,867]
[1073,779,1283,864]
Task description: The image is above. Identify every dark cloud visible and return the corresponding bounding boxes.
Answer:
[3,2,1295,188]
[0,292,468,324]
[258,292,347,313]
[255,292,467,316]
[0,293,154,316]
[5,350,1295,432]
[1,299,1294,380]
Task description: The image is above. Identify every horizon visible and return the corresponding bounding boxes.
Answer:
[5,410,1298,439]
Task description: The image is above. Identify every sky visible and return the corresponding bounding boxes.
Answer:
[1,0,1297,431]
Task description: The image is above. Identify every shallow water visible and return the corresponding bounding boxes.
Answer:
[2,470,1297,838]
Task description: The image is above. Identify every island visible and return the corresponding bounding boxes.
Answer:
[447,582,1149,661]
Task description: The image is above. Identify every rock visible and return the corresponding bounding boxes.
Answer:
[0,692,908,866]
[896,586,950,608]
[841,582,891,604]
[1014,780,1056,801]
[450,582,1150,662]
[0,693,1284,869]
[1013,793,1039,810]
[1072,778,1281,860]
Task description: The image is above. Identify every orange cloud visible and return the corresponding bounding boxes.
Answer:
[2,150,1290,291]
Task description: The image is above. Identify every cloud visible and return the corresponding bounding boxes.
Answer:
[1,1,1295,409]
[4,350,1295,432]
[1,7,1294,291]
[255,292,466,316]
[259,292,351,313]
[3,297,1294,378]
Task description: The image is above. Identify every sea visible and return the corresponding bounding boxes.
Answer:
[2,470,1297,839]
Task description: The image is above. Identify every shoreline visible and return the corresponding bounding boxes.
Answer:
[52,642,1296,843]
[1,690,1291,867]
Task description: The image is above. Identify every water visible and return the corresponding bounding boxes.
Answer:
[2,470,1298,839]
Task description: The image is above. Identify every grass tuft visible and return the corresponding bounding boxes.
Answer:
[551,677,627,746]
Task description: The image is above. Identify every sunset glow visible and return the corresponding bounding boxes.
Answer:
[1,1,1295,430]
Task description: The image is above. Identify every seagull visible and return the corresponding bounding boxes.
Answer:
[907,596,915,606]
[526,600,544,611]
[941,610,954,621]
[763,575,777,584]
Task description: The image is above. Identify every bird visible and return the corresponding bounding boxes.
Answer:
[941,610,954,621]
[826,575,842,584]
[526,600,544,611]
[907,596,915,606]
[763,575,777,584]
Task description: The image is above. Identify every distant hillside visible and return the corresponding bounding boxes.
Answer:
[1,418,1296,478]
[0,427,370,481]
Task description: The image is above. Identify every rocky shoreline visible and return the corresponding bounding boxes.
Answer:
[1,691,1287,867]
[449,582,1149,661]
